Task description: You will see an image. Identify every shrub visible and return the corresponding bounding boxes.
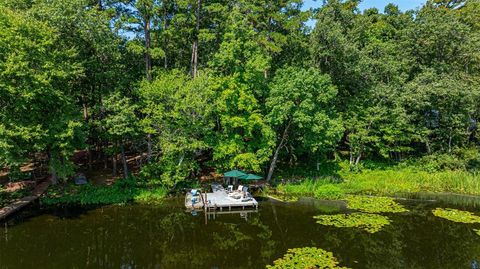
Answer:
[41,178,168,206]
[134,187,168,204]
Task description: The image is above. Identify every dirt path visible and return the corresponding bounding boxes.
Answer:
[0,180,50,220]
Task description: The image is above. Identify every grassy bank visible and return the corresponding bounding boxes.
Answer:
[41,178,168,206]
[269,165,480,200]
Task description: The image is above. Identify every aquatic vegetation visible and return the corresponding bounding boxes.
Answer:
[314,213,391,233]
[432,208,480,223]
[474,229,480,237]
[266,247,350,269]
[345,195,408,213]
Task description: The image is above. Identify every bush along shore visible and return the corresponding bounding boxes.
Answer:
[41,178,168,206]
[264,161,480,201]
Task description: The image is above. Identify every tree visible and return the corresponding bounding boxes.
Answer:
[102,94,140,178]
[139,70,215,185]
[212,75,274,172]
[266,67,342,181]
[403,71,478,153]
[0,7,83,183]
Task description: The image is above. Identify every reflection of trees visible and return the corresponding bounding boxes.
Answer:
[250,215,277,263]
[2,201,480,268]
[212,223,253,250]
[320,210,480,269]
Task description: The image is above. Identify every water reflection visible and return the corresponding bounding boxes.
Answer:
[0,196,479,269]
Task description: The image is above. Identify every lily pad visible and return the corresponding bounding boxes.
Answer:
[345,195,408,213]
[432,208,480,223]
[314,213,391,233]
[266,247,350,269]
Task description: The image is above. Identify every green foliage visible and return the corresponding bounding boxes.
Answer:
[277,178,334,197]
[314,213,391,234]
[266,66,343,180]
[340,167,480,196]
[102,93,140,142]
[0,5,83,179]
[41,178,167,206]
[212,75,274,171]
[314,184,345,200]
[266,247,350,269]
[1,0,480,200]
[139,70,216,185]
[134,187,168,204]
[275,160,480,198]
[432,208,480,223]
[344,195,408,213]
[418,148,480,172]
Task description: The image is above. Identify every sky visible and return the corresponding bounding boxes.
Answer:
[303,0,427,27]
[303,0,427,12]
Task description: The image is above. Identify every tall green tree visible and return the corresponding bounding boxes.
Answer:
[0,7,83,183]
[266,67,342,181]
[139,70,215,185]
[101,93,140,178]
[211,75,274,172]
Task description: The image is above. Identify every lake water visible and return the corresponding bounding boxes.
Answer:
[1,196,480,269]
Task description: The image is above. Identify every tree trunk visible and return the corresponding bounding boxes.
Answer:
[266,122,291,182]
[354,149,362,166]
[448,134,453,153]
[163,3,169,69]
[88,147,93,171]
[112,153,117,177]
[144,14,153,161]
[266,142,283,182]
[47,150,58,185]
[147,133,152,162]
[425,140,431,154]
[144,16,152,81]
[191,41,198,78]
[121,143,128,179]
[191,0,201,78]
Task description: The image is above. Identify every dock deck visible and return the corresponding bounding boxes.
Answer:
[185,184,258,211]
[0,180,50,220]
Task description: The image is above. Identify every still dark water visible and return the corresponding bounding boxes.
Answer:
[1,196,480,269]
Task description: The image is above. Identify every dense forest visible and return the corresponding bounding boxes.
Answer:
[0,0,479,187]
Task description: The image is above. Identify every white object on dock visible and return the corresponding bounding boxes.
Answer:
[185,184,258,211]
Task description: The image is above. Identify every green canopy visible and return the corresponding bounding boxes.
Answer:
[239,173,263,180]
[223,169,247,178]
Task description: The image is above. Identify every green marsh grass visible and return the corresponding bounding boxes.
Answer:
[273,165,480,199]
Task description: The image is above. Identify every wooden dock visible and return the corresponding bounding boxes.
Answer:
[0,180,50,220]
[185,184,258,211]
